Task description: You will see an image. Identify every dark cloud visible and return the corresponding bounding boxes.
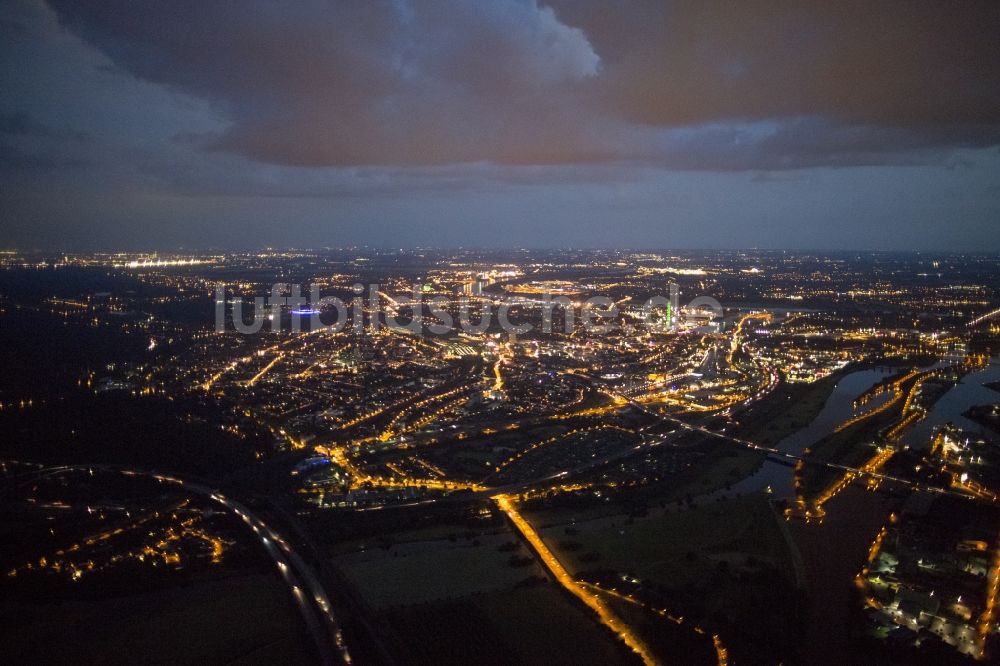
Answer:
[45,0,1000,170]
[0,110,91,177]
[2,0,999,251]
[49,0,615,167]
[552,0,1000,128]
[0,141,86,171]
[0,111,89,142]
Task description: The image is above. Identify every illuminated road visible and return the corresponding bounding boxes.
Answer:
[26,464,352,665]
[979,532,1000,656]
[492,357,505,394]
[378,380,479,441]
[492,424,635,475]
[969,306,1000,327]
[578,581,728,666]
[493,493,658,665]
[833,369,919,433]
[570,373,991,506]
[726,311,770,367]
[245,352,285,387]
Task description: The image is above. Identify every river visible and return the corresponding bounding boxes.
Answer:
[901,359,1000,447]
[726,367,896,500]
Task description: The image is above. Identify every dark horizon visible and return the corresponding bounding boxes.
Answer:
[6,245,1000,257]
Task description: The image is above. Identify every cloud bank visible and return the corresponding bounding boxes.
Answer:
[46,0,1000,169]
[2,0,999,250]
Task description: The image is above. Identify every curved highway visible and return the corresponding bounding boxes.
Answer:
[18,464,352,665]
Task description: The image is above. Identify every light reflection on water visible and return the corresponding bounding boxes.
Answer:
[901,360,1000,448]
[728,367,893,500]
[689,360,1000,504]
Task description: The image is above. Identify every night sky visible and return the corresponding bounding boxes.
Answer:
[3,0,1000,251]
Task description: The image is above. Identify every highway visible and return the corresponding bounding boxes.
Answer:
[969,306,1000,327]
[19,464,352,666]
